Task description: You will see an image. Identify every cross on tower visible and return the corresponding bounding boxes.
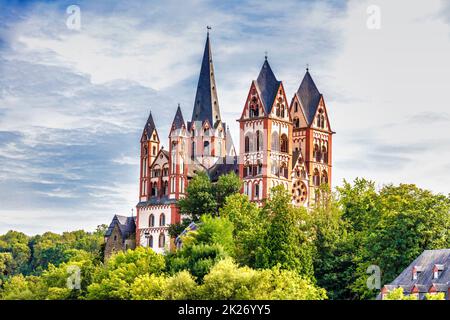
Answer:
[207,25,212,34]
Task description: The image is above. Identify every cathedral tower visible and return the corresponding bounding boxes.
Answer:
[188,31,226,169]
[290,69,334,206]
[169,105,189,199]
[238,58,292,203]
[139,111,160,202]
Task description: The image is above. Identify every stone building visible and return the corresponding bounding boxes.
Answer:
[104,215,136,260]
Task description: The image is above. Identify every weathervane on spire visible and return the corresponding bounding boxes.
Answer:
[264,51,268,60]
[306,63,310,71]
[207,25,212,35]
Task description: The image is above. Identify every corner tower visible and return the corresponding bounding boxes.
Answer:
[238,58,292,204]
[139,111,160,202]
[290,69,334,206]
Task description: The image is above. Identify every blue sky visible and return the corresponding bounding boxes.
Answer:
[0,0,449,234]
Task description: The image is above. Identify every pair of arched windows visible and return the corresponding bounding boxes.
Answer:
[148,213,165,227]
[313,169,328,186]
[316,110,326,129]
[244,131,263,153]
[146,233,165,248]
[270,132,289,153]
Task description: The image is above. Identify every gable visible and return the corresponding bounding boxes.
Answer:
[311,96,332,132]
[240,82,266,120]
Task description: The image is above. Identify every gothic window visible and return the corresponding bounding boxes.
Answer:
[163,181,168,195]
[152,134,157,141]
[254,183,260,200]
[322,145,328,164]
[314,144,321,162]
[281,162,288,179]
[281,105,285,118]
[147,235,153,248]
[158,233,165,248]
[256,131,263,151]
[163,166,169,176]
[151,182,157,196]
[159,213,166,226]
[152,146,156,156]
[321,171,328,184]
[204,141,210,156]
[250,104,259,118]
[149,214,155,227]
[313,169,320,187]
[143,146,148,156]
[276,104,281,117]
[271,160,279,176]
[244,133,253,153]
[271,131,279,151]
[280,134,288,153]
[294,102,298,112]
[257,160,263,175]
[293,117,300,128]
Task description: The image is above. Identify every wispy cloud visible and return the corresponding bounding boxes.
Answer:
[0,0,449,234]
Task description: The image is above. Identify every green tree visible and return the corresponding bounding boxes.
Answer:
[256,186,315,278]
[220,194,266,267]
[177,172,217,220]
[214,172,242,211]
[383,287,417,300]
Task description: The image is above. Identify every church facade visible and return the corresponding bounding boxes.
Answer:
[133,32,334,253]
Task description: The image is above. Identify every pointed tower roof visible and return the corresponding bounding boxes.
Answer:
[171,104,186,130]
[225,126,236,157]
[296,69,322,125]
[255,58,281,114]
[144,110,157,139]
[191,32,221,127]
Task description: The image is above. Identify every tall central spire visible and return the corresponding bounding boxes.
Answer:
[191,31,221,126]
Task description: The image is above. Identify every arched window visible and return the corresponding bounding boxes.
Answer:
[147,235,153,248]
[271,160,279,176]
[149,214,155,227]
[244,162,250,177]
[276,104,280,117]
[322,145,328,164]
[158,233,165,248]
[293,117,300,128]
[257,160,263,175]
[143,146,148,156]
[281,162,288,178]
[321,171,328,184]
[294,102,298,112]
[254,183,260,200]
[151,182,157,196]
[152,146,156,155]
[256,131,263,151]
[313,169,320,187]
[271,131,279,151]
[191,141,196,160]
[159,213,165,226]
[320,115,325,128]
[250,103,259,117]
[163,181,168,195]
[313,144,321,162]
[204,141,210,156]
[280,134,288,153]
[245,133,253,153]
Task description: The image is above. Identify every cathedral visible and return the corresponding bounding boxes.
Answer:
[105,31,334,255]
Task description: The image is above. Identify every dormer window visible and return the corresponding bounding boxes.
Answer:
[412,266,423,280]
[433,264,444,279]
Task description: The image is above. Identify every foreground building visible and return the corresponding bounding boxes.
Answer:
[106,30,334,253]
[104,215,136,260]
[380,249,450,300]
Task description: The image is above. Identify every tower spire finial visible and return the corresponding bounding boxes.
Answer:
[264,50,268,60]
[207,25,211,36]
[306,63,310,72]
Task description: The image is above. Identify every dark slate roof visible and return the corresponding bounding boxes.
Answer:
[388,249,450,294]
[191,33,221,127]
[207,159,239,182]
[175,222,198,245]
[143,111,157,139]
[105,215,136,240]
[136,197,177,207]
[296,70,322,125]
[255,59,281,114]
[171,105,185,130]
